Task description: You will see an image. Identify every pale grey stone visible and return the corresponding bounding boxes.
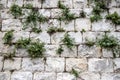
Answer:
[68,32,82,44]
[41,22,49,31]
[39,9,51,18]
[61,21,75,31]
[73,0,87,9]
[109,8,120,15]
[75,18,91,31]
[70,9,81,17]
[102,49,113,57]
[88,58,113,72]
[60,0,73,8]
[0,0,7,8]
[42,0,59,8]
[78,45,101,57]
[0,57,3,71]
[11,72,32,80]
[7,0,23,7]
[79,72,100,80]
[51,9,62,18]
[22,58,44,72]
[15,49,28,57]
[66,58,87,72]
[83,8,93,18]
[30,31,50,44]
[3,58,21,71]
[92,19,115,31]
[1,9,12,19]
[2,19,22,31]
[113,58,120,72]
[61,45,77,57]
[44,45,59,57]
[48,19,60,28]
[108,32,120,41]
[0,71,11,80]
[45,57,65,72]
[1,45,15,54]
[51,32,65,44]
[57,73,76,80]
[34,72,56,80]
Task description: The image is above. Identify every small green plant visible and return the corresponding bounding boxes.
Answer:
[81,29,86,34]
[3,50,16,60]
[31,27,42,33]
[90,14,102,22]
[56,45,64,55]
[71,68,79,77]
[80,11,86,18]
[15,38,31,49]
[3,30,14,45]
[62,33,74,50]
[10,4,22,18]
[85,38,95,47]
[106,12,120,25]
[97,34,118,48]
[47,27,65,35]
[27,40,46,58]
[58,1,76,22]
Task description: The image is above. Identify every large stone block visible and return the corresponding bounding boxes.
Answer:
[48,19,60,28]
[92,19,115,31]
[113,58,120,72]
[3,58,21,71]
[57,73,76,80]
[73,0,87,9]
[39,9,51,18]
[34,72,56,80]
[0,71,11,80]
[78,45,101,57]
[45,57,65,72]
[60,0,73,8]
[102,49,113,57]
[51,9,62,18]
[11,72,32,80]
[88,58,113,72]
[66,58,87,72]
[22,58,44,72]
[2,19,22,31]
[75,18,91,31]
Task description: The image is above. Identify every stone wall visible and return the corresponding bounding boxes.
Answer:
[0,0,120,80]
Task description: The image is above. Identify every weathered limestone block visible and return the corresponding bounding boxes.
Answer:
[92,19,115,31]
[83,32,104,43]
[13,31,30,43]
[44,45,59,57]
[75,18,91,31]
[3,58,21,71]
[39,9,51,18]
[2,19,22,31]
[113,58,120,72]
[7,0,23,7]
[1,45,15,54]
[24,0,41,8]
[66,58,87,72]
[0,0,7,8]
[61,45,77,57]
[30,31,50,44]
[11,72,32,80]
[83,8,93,18]
[1,9,12,19]
[61,21,75,31]
[109,8,120,15]
[60,0,73,8]
[15,49,28,57]
[41,22,49,31]
[45,57,65,72]
[48,19,60,28]
[51,32,65,44]
[34,72,56,80]
[101,73,120,80]
[70,9,81,17]
[73,0,87,9]
[0,57,3,71]
[102,49,113,57]
[108,32,120,41]
[78,45,101,57]
[57,73,76,80]
[79,72,100,80]
[0,71,11,80]
[42,0,59,8]
[51,9,62,18]
[22,58,44,72]
[68,32,82,44]
[88,58,113,72]
[109,0,120,8]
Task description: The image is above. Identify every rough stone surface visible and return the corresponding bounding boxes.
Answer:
[88,58,113,72]
[0,71,11,80]
[45,57,65,72]
[3,58,21,71]
[11,72,32,80]
[66,58,87,72]
[22,58,44,72]
[0,57,3,71]
[34,72,56,80]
